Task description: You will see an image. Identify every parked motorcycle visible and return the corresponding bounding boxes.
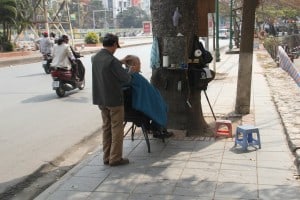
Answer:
[42,53,52,74]
[50,53,85,97]
[291,46,300,59]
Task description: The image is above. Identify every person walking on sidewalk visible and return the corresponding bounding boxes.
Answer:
[92,33,133,166]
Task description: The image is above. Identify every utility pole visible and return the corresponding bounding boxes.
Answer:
[77,0,80,28]
[43,0,49,33]
[229,0,233,51]
[235,0,258,114]
[215,0,220,62]
[66,1,74,46]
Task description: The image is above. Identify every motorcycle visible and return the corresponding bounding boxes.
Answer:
[50,52,85,97]
[291,46,300,59]
[42,53,52,74]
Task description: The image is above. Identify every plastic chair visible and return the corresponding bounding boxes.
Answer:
[215,119,232,138]
[234,125,261,150]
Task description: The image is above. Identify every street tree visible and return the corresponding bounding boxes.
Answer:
[0,0,17,45]
[256,0,300,27]
[80,0,105,29]
[13,0,35,43]
[235,0,259,114]
[150,0,215,135]
[117,6,150,28]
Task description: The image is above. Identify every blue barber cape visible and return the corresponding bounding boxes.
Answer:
[130,73,168,127]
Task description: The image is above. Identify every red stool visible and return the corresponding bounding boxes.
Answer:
[215,119,232,138]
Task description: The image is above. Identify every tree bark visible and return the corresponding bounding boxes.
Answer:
[235,0,258,114]
[150,0,213,135]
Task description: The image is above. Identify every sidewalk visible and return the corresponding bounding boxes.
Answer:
[33,47,300,199]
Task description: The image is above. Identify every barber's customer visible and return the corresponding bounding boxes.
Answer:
[91,33,132,166]
[120,55,141,73]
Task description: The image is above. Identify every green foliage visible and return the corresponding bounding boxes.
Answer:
[0,0,17,19]
[2,41,14,51]
[256,0,300,22]
[14,0,34,35]
[0,0,17,42]
[263,37,282,59]
[117,7,150,28]
[84,32,100,44]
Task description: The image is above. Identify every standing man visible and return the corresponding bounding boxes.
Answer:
[92,33,132,166]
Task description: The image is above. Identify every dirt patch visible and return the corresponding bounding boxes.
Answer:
[0,51,32,58]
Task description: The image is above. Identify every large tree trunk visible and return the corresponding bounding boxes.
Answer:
[150,0,213,135]
[235,0,259,114]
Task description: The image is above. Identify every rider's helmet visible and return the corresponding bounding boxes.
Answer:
[43,32,48,37]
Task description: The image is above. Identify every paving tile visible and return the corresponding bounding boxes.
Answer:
[74,165,111,178]
[132,179,176,195]
[58,176,103,192]
[218,169,257,184]
[258,142,289,152]
[190,149,224,162]
[159,150,192,161]
[258,184,300,200]
[128,193,203,200]
[192,141,224,151]
[129,156,162,166]
[87,192,129,200]
[180,168,219,182]
[106,165,147,180]
[257,151,294,162]
[173,180,216,198]
[222,149,257,160]
[142,166,183,180]
[87,155,103,166]
[164,140,197,150]
[257,168,298,185]
[257,159,297,171]
[221,157,256,169]
[45,191,90,200]
[151,159,187,168]
[95,178,137,193]
[214,182,258,199]
[185,160,221,170]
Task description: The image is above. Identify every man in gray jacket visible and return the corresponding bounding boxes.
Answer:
[92,33,132,166]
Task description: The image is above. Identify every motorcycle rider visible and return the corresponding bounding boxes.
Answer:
[51,35,76,71]
[39,32,54,56]
[50,32,59,45]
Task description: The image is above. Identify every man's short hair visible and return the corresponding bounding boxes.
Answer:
[102,33,120,48]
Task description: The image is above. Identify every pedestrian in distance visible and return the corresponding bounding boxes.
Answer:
[91,33,135,166]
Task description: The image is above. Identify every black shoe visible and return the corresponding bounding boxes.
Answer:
[153,131,173,139]
[103,160,109,165]
[109,158,129,166]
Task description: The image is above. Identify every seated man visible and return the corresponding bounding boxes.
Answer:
[121,55,172,137]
